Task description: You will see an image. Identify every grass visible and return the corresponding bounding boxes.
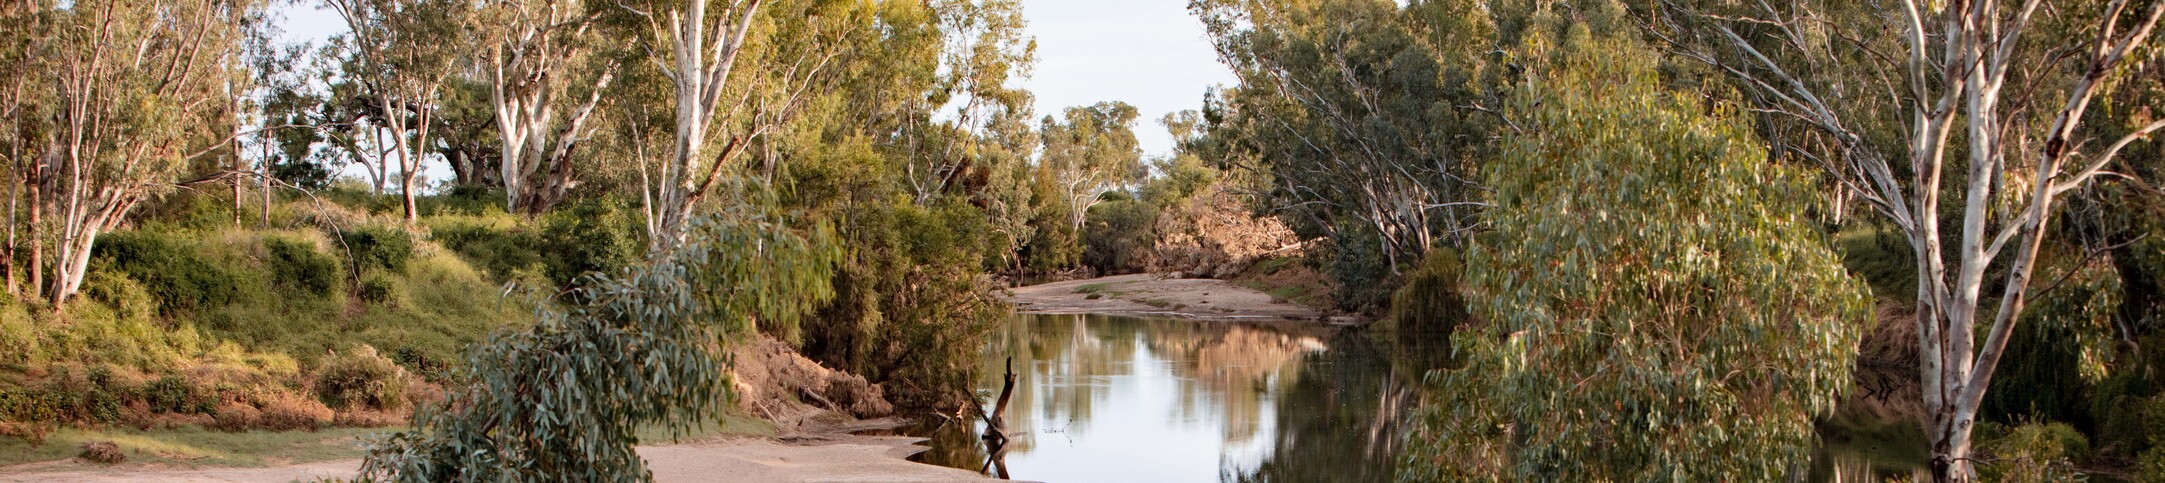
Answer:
[1072,282,1112,294]
[0,426,390,468]
[0,409,781,470]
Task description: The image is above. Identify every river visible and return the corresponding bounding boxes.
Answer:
[890,313,1930,482]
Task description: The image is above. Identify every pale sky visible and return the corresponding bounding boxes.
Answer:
[272,0,1230,177]
[1015,0,1234,157]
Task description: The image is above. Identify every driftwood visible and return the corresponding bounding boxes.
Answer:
[980,356,1017,479]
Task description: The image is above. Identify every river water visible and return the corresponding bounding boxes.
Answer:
[897,313,1929,482]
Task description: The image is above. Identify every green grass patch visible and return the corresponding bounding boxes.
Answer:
[0,426,389,467]
[1072,282,1113,294]
[1248,257,1295,276]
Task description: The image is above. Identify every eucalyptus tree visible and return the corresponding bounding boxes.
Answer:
[29,0,265,305]
[1404,17,1868,480]
[1191,0,1500,273]
[482,0,617,216]
[359,209,840,482]
[0,0,46,298]
[1653,0,2165,478]
[614,0,854,251]
[1037,102,1144,237]
[899,0,1036,206]
[326,0,475,223]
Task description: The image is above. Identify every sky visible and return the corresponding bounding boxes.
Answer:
[272,0,1233,169]
[1013,0,1235,157]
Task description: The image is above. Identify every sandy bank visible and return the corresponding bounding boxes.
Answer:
[1005,273,1350,323]
[0,433,1004,483]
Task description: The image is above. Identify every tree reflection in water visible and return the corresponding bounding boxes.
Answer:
[893,314,1927,482]
[902,314,1421,482]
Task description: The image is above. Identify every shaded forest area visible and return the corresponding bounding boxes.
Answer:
[1,0,2164,482]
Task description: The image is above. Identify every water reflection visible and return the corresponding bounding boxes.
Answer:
[902,313,1929,482]
[906,314,1414,482]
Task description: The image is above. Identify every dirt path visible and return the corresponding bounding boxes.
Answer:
[1006,273,1342,323]
[0,434,1003,483]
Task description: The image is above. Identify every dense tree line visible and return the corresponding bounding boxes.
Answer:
[0,0,1165,478]
[1192,0,2165,481]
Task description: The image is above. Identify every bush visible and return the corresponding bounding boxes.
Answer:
[356,274,402,306]
[800,202,1005,408]
[89,230,245,316]
[1387,247,1468,334]
[1324,226,1397,315]
[315,345,409,411]
[340,225,416,274]
[535,196,643,288]
[1980,421,2088,482]
[1081,195,1158,274]
[142,375,215,414]
[254,390,334,431]
[427,215,542,283]
[263,236,343,298]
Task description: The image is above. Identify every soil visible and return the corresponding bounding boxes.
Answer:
[1006,273,1354,324]
[0,433,1005,483]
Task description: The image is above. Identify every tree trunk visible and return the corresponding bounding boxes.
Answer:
[27,161,41,302]
[3,163,17,297]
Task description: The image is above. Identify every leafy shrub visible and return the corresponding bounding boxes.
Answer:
[315,345,409,411]
[535,196,643,288]
[254,390,334,431]
[1386,247,1468,334]
[1979,421,2088,482]
[361,214,839,481]
[427,216,541,283]
[356,274,402,305]
[1407,31,1868,481]
[801,202,1006,409]
[263,236,343,298]
[1081,195,1158,275]
[1324,226,1398,315]
[416,185,506,217]
[89,231,244,316]
[143,375,214,414]
[340,225,416,274]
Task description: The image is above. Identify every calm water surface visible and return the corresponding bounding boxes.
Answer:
[899,313,1928,482]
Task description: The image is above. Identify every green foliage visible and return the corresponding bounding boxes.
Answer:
[426,214,544,283]
[1193,0,1505,284]
[1081,194,1159,274]
[1978,421,2089,482]
[264,236,344,298]
[1404,25,1868,481]
[359,211,840,482]
[1385,247,1468,336]
[340,225,417,274]
[1325,224,1397,314]
[1983,262,2122,425]
[801,201,1008,408]
[535,196,645,289]
[315,345,409,412]
[142,376,215,415]
[90,231,244,317]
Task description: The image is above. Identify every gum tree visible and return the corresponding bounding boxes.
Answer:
[1405,12,1868,480]
[1655,0,2165,478]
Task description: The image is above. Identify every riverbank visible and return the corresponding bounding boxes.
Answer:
[0,432,1004,483]
[1006,273,1355,324]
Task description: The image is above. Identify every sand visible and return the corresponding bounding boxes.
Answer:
[1005,273,1341,323]
[0,435,1004,483]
